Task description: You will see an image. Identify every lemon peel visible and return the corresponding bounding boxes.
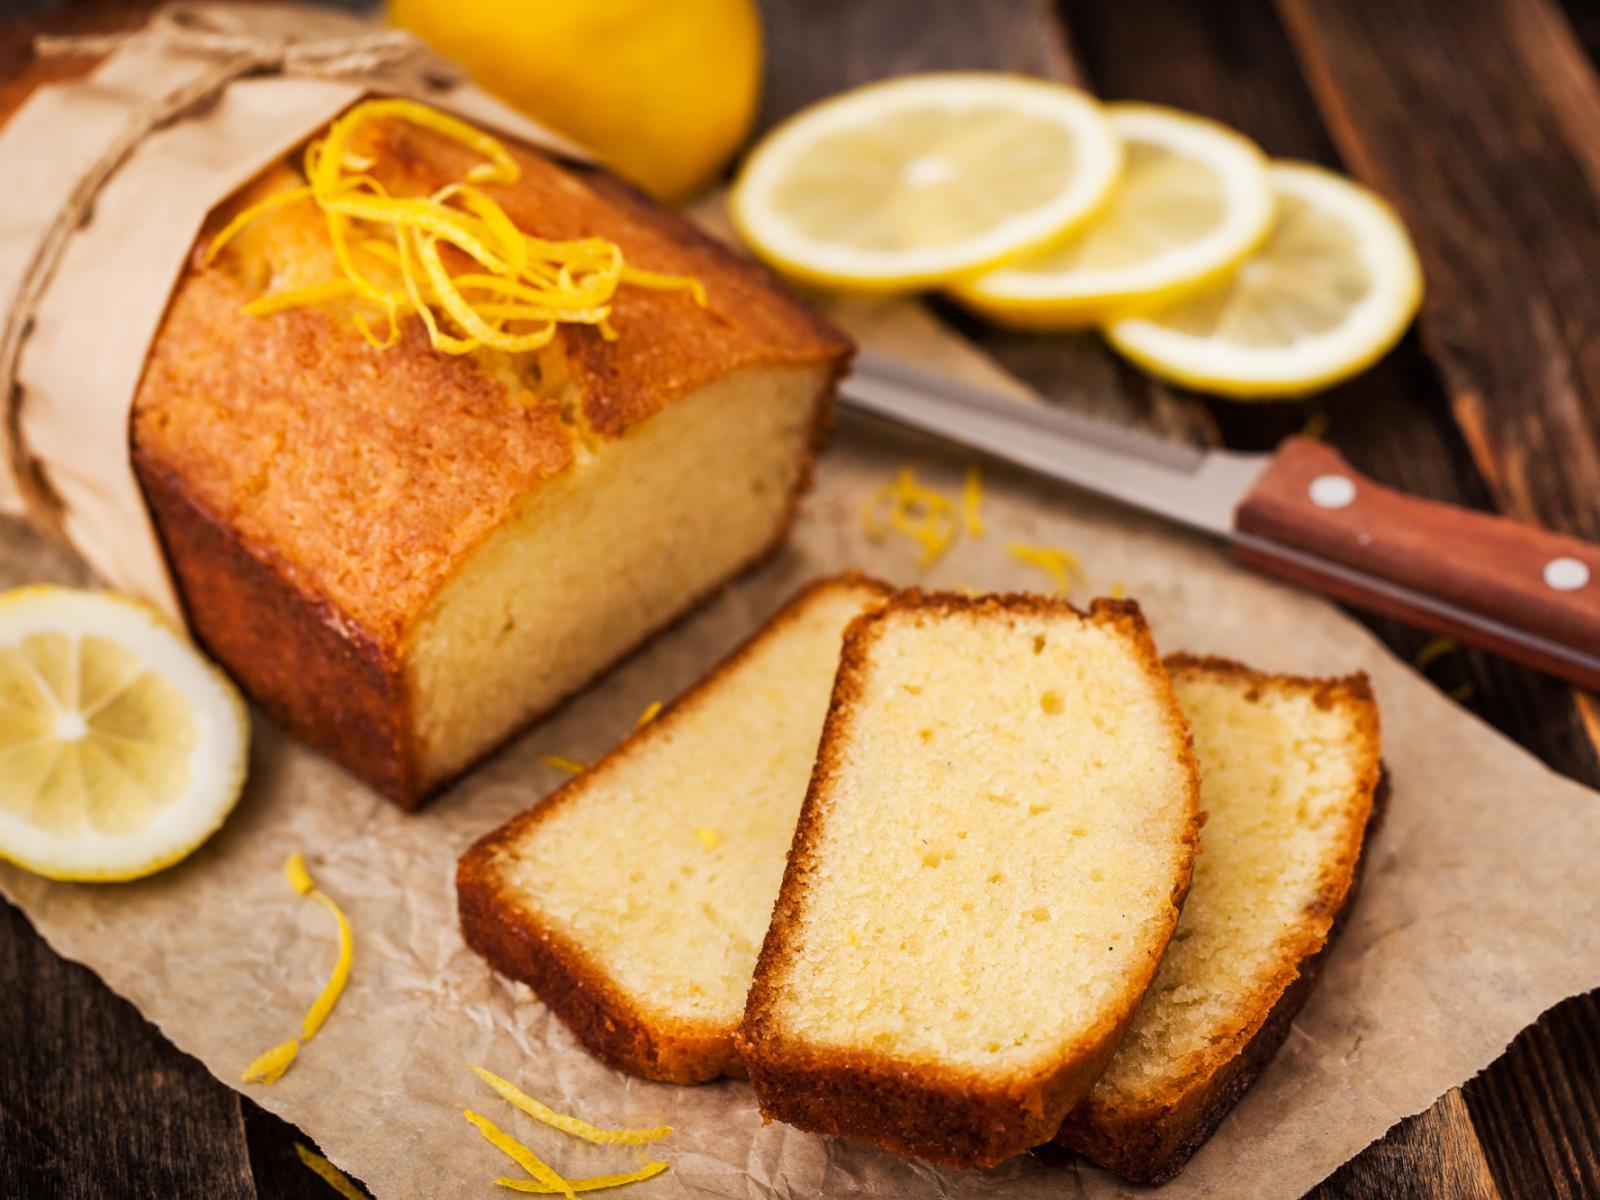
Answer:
[863,469,958,566]
[636,701,663,726]
[1413,636,1458,671]
[465,1110,575,1200]
[541,755,588,775]
[495,1163,669,1194]
[205,98,704,358]
[1300,412,1330,441]
[1006,543,1082,595]
[242,851,353,1085]
[241,1038,299,1085]
[1109,581,1128,600]
[470,1066,672,1145]
[294,1144,366,1200]
[962,467,985,536]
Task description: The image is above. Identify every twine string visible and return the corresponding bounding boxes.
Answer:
[3,3,452,536]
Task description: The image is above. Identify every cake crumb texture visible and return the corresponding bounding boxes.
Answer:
[1057,653,1381,1183]
[739,593,1201,1168]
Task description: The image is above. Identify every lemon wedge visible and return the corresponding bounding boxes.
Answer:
[0,586,248,882]
[952,103,1274,327]
[1105,162,1423,398]
[731,73,1122,291]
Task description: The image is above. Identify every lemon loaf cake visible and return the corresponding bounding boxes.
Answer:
[109,105,851,808]
[738,594,1202,1168]
[456,574,891,1082]
[1056,655,1382,1183]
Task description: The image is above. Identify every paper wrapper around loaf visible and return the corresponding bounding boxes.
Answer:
[0,1,588,622]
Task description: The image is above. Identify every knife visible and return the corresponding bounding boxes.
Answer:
[840,350,1600,692]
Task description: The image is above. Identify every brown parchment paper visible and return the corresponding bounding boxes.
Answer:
[3,284,1600,1198]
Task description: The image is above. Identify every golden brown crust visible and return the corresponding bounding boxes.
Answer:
[133,110,850,652]
[456,573,894,1082]
[135,450,421,803]
[737,592,1202,1169]
[118,104,850,807]
[1055,655,1384,1183]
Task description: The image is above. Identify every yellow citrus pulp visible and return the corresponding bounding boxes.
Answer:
[732,73,1123,291]
[0,586,248,882]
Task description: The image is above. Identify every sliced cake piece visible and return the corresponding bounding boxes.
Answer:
[456,574,891,1083]
[738,594,1202,1168]
[1056,654,1382,1184]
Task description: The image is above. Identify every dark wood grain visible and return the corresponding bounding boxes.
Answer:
[1467,992,1600,1200]
[1307,1090,1501,1200]
[0,896,256,1199]
[1274,0,1600,544]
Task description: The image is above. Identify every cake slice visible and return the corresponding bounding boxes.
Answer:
[456,574,891,1083]
[1055,654,1382,1183]
[738,594,1202,1168]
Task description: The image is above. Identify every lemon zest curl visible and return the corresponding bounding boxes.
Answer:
[241,851,353,1086]
[206,98,704,356]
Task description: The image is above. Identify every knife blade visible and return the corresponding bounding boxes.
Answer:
[839,351,1600,692]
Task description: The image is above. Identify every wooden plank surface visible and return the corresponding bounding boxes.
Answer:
[0,897,257,1199]
[1275,0,1600,545]
[1,0,1598,1196]
[1258,3,1600,1194]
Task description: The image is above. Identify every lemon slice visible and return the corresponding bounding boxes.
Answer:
[730,73,1122,291]
[1105,162,1423,398]
[952,103,1274,327]
[0,586,248,882]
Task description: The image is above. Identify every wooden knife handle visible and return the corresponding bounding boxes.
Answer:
[1233,437,1600,691]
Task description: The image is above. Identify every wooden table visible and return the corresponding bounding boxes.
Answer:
[3,0,1599,1195]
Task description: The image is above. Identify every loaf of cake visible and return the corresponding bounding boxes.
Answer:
[456,574,890,1082]
[1056,654,1381,1182]
[117,105,850,808]
[738,593,1202,1168]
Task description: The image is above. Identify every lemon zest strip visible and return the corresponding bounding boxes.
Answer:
[294,1144,366,1200]
[243,279,358,318]
[299,894,353,1041]
[494,1163,669,1194]
[203,186,315,266]
[241,1037,299,1085]
[242,852,353,1084]
[1109,580,1127,600]
[1006,543,1082,595]
[862,468,958,566]
[636,701,663,726]
[471,1066,672,1145]
[540,755,588,775]
[962,467,985,536]
[1413,636,1458,672]
[205,99,704,358]
[465,1110,576,1200]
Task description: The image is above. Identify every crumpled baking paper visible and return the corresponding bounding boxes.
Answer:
[3,290,1600,1200]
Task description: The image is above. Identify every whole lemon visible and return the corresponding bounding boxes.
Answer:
[389,0,763,204]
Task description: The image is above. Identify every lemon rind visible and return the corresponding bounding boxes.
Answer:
[1103,161,1423,400]
[730,73,1124,292]
[0,586,249,882]
[951,103,1276,328]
